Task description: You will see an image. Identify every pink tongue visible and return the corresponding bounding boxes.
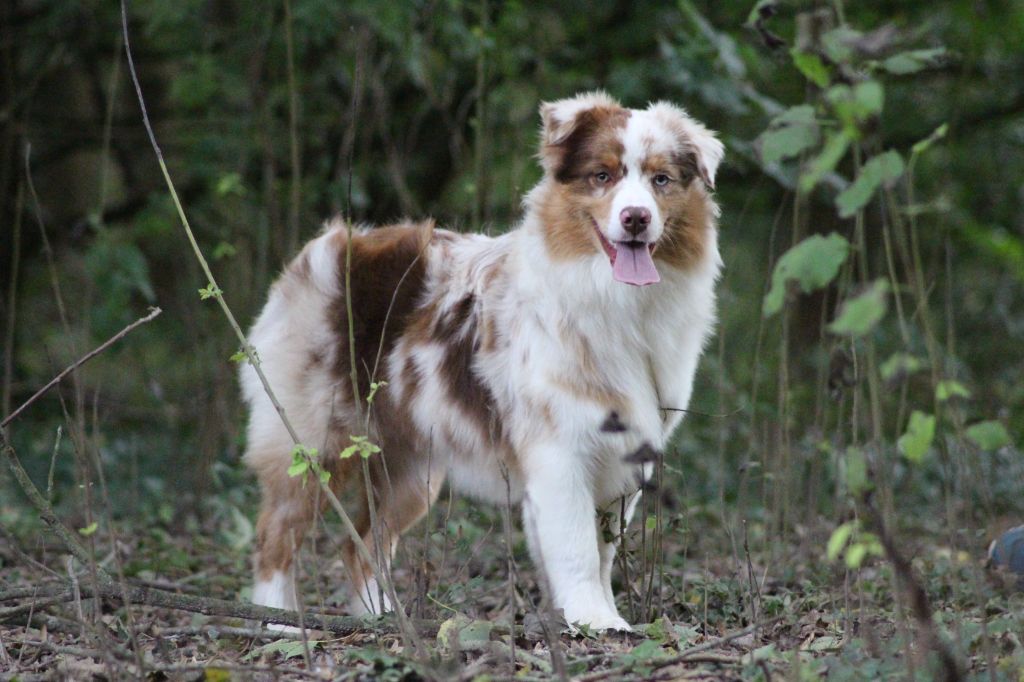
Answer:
[612,242,660,286]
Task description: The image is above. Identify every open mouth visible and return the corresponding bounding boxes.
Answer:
[591,220,660,287]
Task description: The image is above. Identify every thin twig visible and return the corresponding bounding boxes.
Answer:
[118,0,414,644]
[1,433,111,580]
[1,308,162,428]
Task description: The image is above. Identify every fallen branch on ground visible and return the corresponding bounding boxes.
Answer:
[0,578,442,637]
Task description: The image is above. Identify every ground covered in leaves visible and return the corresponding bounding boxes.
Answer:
[2,493,1023,681]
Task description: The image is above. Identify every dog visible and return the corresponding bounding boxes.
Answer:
[241,91,723,631]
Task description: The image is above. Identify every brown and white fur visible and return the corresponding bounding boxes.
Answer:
[241,92,723,631]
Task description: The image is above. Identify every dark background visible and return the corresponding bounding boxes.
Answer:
[2,0,1022,623]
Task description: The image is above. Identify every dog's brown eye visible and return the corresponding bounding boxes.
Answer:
[653,174,671,187]
[594,171,611,184]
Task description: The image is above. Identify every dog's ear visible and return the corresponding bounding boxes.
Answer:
[647,102,724,190]
[538,91,623,176]
[540,91,620,146]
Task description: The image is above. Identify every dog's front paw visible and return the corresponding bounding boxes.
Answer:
[566,609,632,633]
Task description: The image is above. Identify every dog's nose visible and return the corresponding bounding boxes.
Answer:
[620,206,651,236]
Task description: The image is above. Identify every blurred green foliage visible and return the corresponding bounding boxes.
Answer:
[1,0,1022,536]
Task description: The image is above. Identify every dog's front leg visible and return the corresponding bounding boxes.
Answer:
[598,490,641,618]
[522,447,631,631]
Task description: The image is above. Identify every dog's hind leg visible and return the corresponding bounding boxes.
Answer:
[250,441,350,629]
[342,454,445,615]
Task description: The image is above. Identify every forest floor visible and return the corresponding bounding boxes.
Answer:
[2,493,1023,681]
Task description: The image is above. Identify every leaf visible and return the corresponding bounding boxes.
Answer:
[244,639,318,661]
[223,505,255,551]
[845,543,868,569]
[229,349,248,363]
[763,233,850,317]
[936,380,971,402]
[799,130,852,193]
[437,615,493,651]
[876,47,948,75]
[898,410,936,463]
[880,352,924,382]
[835,151,905,218]
[965,421,1011,450]
[339,445,359,459]
[79,521,99,536]
[212,241,237,260]
[287,459,308,477]
[807,635,844,651]
[911,123,949,156]
[827,522,855,562]
[215,172,245,197]
[960,223,1024,284]
[826,82,884,131]
[844,447,870,496]
[198,284,223,300]
[757,105,820,166]
[645,515,658,531]
[790,49,830,87]
[828,279,890,337]
[821,26,861,63]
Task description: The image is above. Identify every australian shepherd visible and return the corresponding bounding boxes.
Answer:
[241,91,723,631]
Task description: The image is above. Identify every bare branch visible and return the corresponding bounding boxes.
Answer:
[1,307,162,428]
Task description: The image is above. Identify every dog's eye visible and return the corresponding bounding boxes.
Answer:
[653,174,672,187]
[594,171,612,184]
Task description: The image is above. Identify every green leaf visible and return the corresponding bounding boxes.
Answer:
[757,105,820,166]
[821,26,861,63]
[366,380,388,404]
[212,241,237,260]
[790,49,831,87]
[844,447,870,496]
[339,445,359,459]
[318,469,331,485]
[645,515,658,531]
[799,130,852,193]
[763,233,850,317]
[198,283,223,300]
[844,543,868,569]
[898,410,936,463]
[826,82,884,131]
[880,352,924,382]
[215,172,245,197]
[936,380,971,402]
[287,460,309,477]
[911,123,949,156]
[960,223,1024,284]
[835,151,905,218]
[229,349,248,363]
[827,521,855,562]
[828,279,890,337]
[965,421,1011,450]
[245,639,319,661]
[79,521,99,536]
[437,615,493,651]
[876,48,947,75]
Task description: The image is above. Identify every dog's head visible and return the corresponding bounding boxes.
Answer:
[535,92,723,286]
